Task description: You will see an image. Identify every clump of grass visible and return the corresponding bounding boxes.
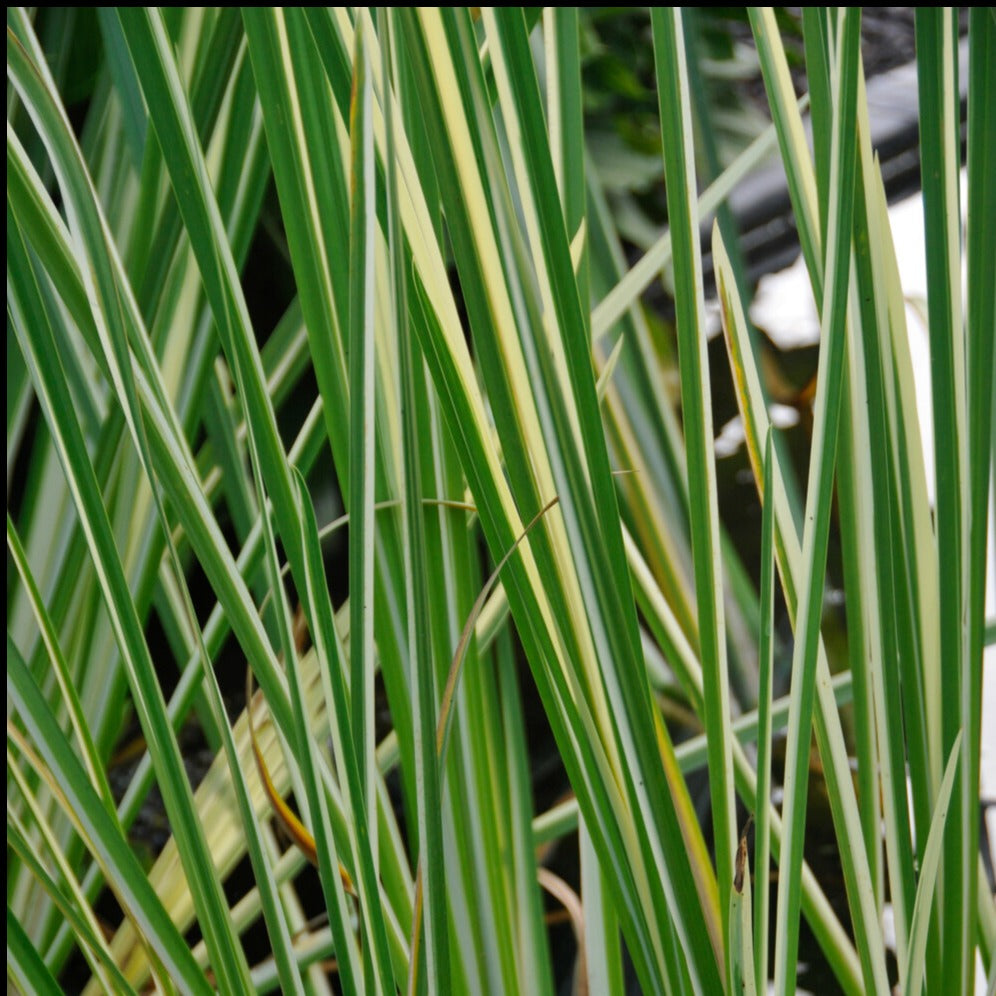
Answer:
[7,8,994,995]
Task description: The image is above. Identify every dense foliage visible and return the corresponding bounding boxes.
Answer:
[7,8,994,995]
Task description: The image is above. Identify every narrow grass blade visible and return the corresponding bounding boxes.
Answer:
[801,8,833,240]
[903,733,963,996]
[754,430,775,995]
[347,16,379,895]
[651,13,736,958]
[845,109,940,979]
[580,815,624,996]
[965,11,996,987]
[544,8,587,309]
[771,13,861,992]
[380,10,449,991]
[916,11,971,992]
